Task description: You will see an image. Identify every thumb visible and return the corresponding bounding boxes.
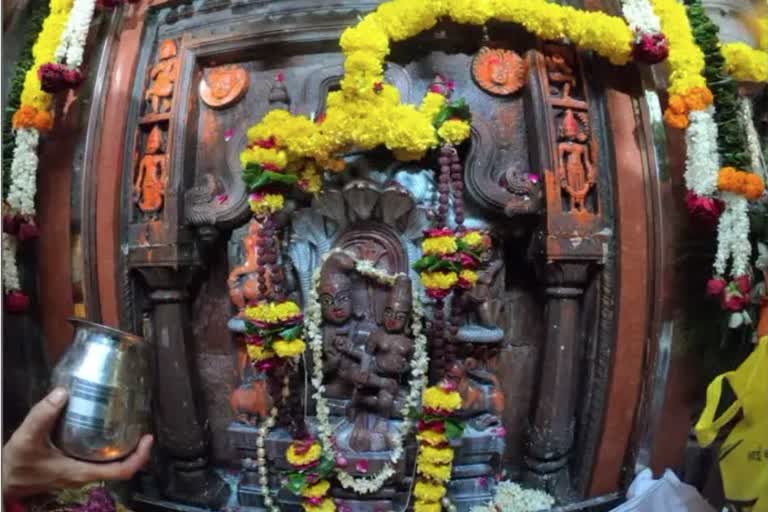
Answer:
[19,388,68,441]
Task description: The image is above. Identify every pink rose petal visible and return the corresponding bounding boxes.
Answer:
[355,460,368,473]
[217,194,228,205]
[526,172,539,184]
[224,128,234,141]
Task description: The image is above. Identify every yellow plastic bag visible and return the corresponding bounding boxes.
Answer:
[695,337,768,512]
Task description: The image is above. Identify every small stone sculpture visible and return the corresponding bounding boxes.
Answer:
[134,126,168,216]
[145,40,178,114]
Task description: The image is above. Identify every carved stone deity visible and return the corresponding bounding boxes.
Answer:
[317,250,415,452]
[200,65,249,109]
[335,275,415,451]
[556,109,595,213]
[145,40,178,114]
[457,244,504,343]
[134,126,168,216]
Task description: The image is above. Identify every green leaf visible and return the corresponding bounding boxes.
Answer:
[279,324,303,340]
[285,472,306,495]
[316,456,336,478]
[433,97,472,127]
[445,419,465,440]
[413,255,439,272]
[242,164,299,190]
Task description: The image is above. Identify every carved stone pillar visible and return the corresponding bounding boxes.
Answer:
[524,262,591,501]
[523,43,610,501]
[135,260,230,508]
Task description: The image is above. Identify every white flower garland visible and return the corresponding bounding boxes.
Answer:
[684,109,720,196]
[54,0,97,68]
[740,97,767,184]
[621,0,662,34]
[7,128,40,216]
[714,193,751,278]
[254,383,282,512]
[469,481,554,512]
[2,233,21,292]
[306,248,429,494]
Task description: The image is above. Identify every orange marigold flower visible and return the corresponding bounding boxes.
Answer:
[663,109,688,129]
[717,167,739,191]
[683,87,713,111]
[34,111,54,132]
[12,105,54,132]
[12,106,38,128]
[667,95,688,115]
[744,174,765,200]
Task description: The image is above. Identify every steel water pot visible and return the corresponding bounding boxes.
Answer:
[51,318,152,462]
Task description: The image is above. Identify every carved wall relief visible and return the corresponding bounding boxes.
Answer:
[199,65,249,109]
[131,39,180,223]
[145,39,178,115]
[133,126,168,217]
[472,47,527,96]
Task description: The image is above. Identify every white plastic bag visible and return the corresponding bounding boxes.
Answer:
[608,469,716,512]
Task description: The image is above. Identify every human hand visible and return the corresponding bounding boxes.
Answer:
[1,388,153,498]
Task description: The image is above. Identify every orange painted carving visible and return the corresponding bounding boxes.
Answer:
[472,47,527,96]
[199,65,249,109]
[556,109,595,213]
[145,39,178,114]
[134,125,167,214]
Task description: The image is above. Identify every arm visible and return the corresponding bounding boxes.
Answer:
[2,389,153,499]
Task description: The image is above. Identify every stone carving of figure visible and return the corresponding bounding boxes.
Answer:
[200,65,249,109]
[556,109,595,213]
[134,125,167,216]
[457,245,504,343]
[227,219,285,312]
[545,51,576,99]
[318,252,360,400]
[446,357,504,430]
[472,47,527,96]
[334,275,415,452]
[146,40,178,114]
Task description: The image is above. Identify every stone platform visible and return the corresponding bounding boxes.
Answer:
[227,416,504,511]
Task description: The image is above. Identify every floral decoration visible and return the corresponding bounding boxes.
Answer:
[414,380,463,512]
[684,0,764,325]
[243,299,305,369]
[414,228,490,299]
[720,42,768,84]
[621,0,669,64]
[649,0,710,128]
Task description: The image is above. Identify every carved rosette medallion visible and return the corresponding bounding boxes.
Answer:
[200,65,249,109]
[472,47,528,96]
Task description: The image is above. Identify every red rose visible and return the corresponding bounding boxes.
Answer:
[632,32,669,65]
[5,290,30,313]
[37,63,68,93]
[734,275,751,294]
[62,67,84,88]
[706,277,727,296]
[3,214,21,235]
[686,191,723,226]
[722,293,746,312]
[426,288,450,300]
[17,221,39,241]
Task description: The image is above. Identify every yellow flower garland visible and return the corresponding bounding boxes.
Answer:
[721,42,768,83]
[422,385,462,411]
[302,480,331,499]
[420,271,459,290]
[421,235,458,256]
[14,0,74,130]
[649,0,711,128]
[240,0,648,206]
[304,497,336,512]
[272,338,306,358]
[286,441,322,467]
[244,300,301,324]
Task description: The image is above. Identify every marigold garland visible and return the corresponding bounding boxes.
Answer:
[720,42,768,84]
[414,382,462,512]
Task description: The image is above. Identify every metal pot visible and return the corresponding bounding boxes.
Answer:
[51,318,152,462]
